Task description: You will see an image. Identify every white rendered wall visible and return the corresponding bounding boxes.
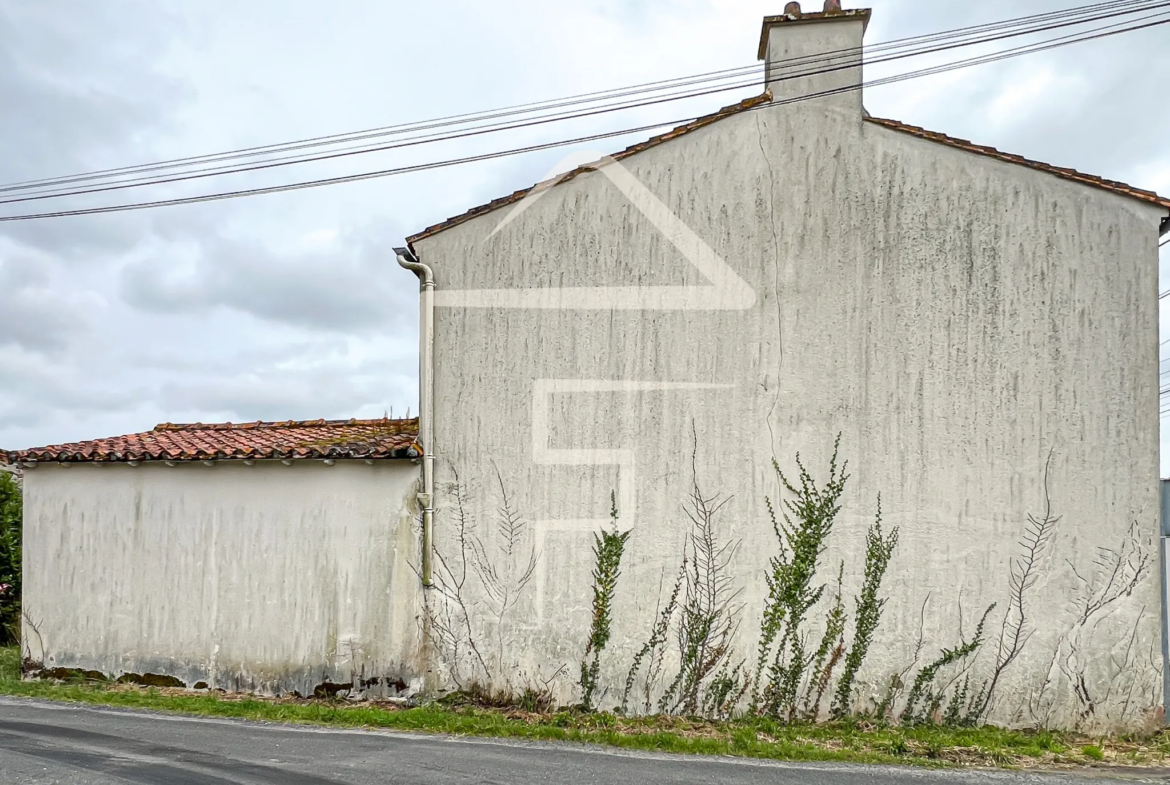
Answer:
[21,460,422,696]
[412,89,1165,730]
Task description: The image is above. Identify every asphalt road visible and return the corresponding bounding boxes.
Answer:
[0,697,1160,785]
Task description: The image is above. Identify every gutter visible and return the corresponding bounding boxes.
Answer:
[395,246,435,588]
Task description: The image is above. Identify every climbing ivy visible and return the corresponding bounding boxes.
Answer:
[580,494,631,712]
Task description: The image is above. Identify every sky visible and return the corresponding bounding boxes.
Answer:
[0,0,1168,466]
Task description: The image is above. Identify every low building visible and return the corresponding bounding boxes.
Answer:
[6,418,422,697]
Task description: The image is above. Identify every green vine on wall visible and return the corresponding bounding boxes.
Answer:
[831,500,899,719]
[580,493,631,712]
[753,435,849,719]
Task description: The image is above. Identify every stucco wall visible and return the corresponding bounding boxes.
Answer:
[412,87,1166,729]
[21,460,422,696]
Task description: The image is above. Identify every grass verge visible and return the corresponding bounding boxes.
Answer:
[1,647,1166,770]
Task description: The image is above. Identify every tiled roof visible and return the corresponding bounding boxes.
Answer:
[866,117,1170,218]
[406,92,774,243]
[3,418,421,465]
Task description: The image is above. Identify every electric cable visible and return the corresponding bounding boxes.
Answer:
[0,0,1164,197]
[0,10,1166,221]
[3,3,1168,208]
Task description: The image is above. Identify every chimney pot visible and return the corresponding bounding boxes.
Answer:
[824,0,842,11]
[784,2,802,15]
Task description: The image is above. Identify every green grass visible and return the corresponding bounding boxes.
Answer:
[0,646,18,682]
[0,647,1159,770]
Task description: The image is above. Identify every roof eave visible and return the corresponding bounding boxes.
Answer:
[405,92,773,245]
[8,451,419,466]
[865,116,1170,218]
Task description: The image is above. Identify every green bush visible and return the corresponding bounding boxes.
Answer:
[0,472,20,646]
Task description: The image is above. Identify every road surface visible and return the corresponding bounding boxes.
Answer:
[0,697,1158,784]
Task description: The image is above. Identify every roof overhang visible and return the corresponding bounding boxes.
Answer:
[406,93,773,244]
[866,117,1170,220]
[5,417,422,466]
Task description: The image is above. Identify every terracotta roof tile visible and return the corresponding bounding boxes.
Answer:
[406,92,774,244]
[4,418,421,464]
[865,116,1170,217]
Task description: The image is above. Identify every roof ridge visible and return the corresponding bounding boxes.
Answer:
[8,417,421,464]
[153,417,419,432]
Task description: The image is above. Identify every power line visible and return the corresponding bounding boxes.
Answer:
[3,3,1168,210]
[0,10,1166,222]
[3,0,1157,194]
[0,0,1164,199]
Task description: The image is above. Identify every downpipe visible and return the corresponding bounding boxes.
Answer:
[1161,479,1170,723]
[395,246,435,588]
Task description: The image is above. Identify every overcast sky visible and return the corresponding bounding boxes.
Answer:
[1,0,1168,465]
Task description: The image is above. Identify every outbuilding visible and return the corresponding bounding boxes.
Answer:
[7,418,423,697]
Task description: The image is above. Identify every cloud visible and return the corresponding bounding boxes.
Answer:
[118,221,418,332]
[0,0,1167,462]
[0,263,83,355]
[0,3,190,259]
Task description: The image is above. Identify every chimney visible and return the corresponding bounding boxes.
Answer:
[757,1,870,115]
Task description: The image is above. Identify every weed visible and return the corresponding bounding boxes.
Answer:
[879,734,910,756]
[832,500,899,719]
[423,469,490,687]
[518,686,555,714]
[754,435,848,719]
[0,660,1152,773]
[901,604,994,726]
[580,494,631,712]
[659,455,743,717]
[622,564,683,715]
[1082,744,1104,761]
[702,661,750,721]
[923,739,946,759]
[987,748,1015,767]
[468,464,539,675]
[802,563,846,720]
[980,450,1059,719]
